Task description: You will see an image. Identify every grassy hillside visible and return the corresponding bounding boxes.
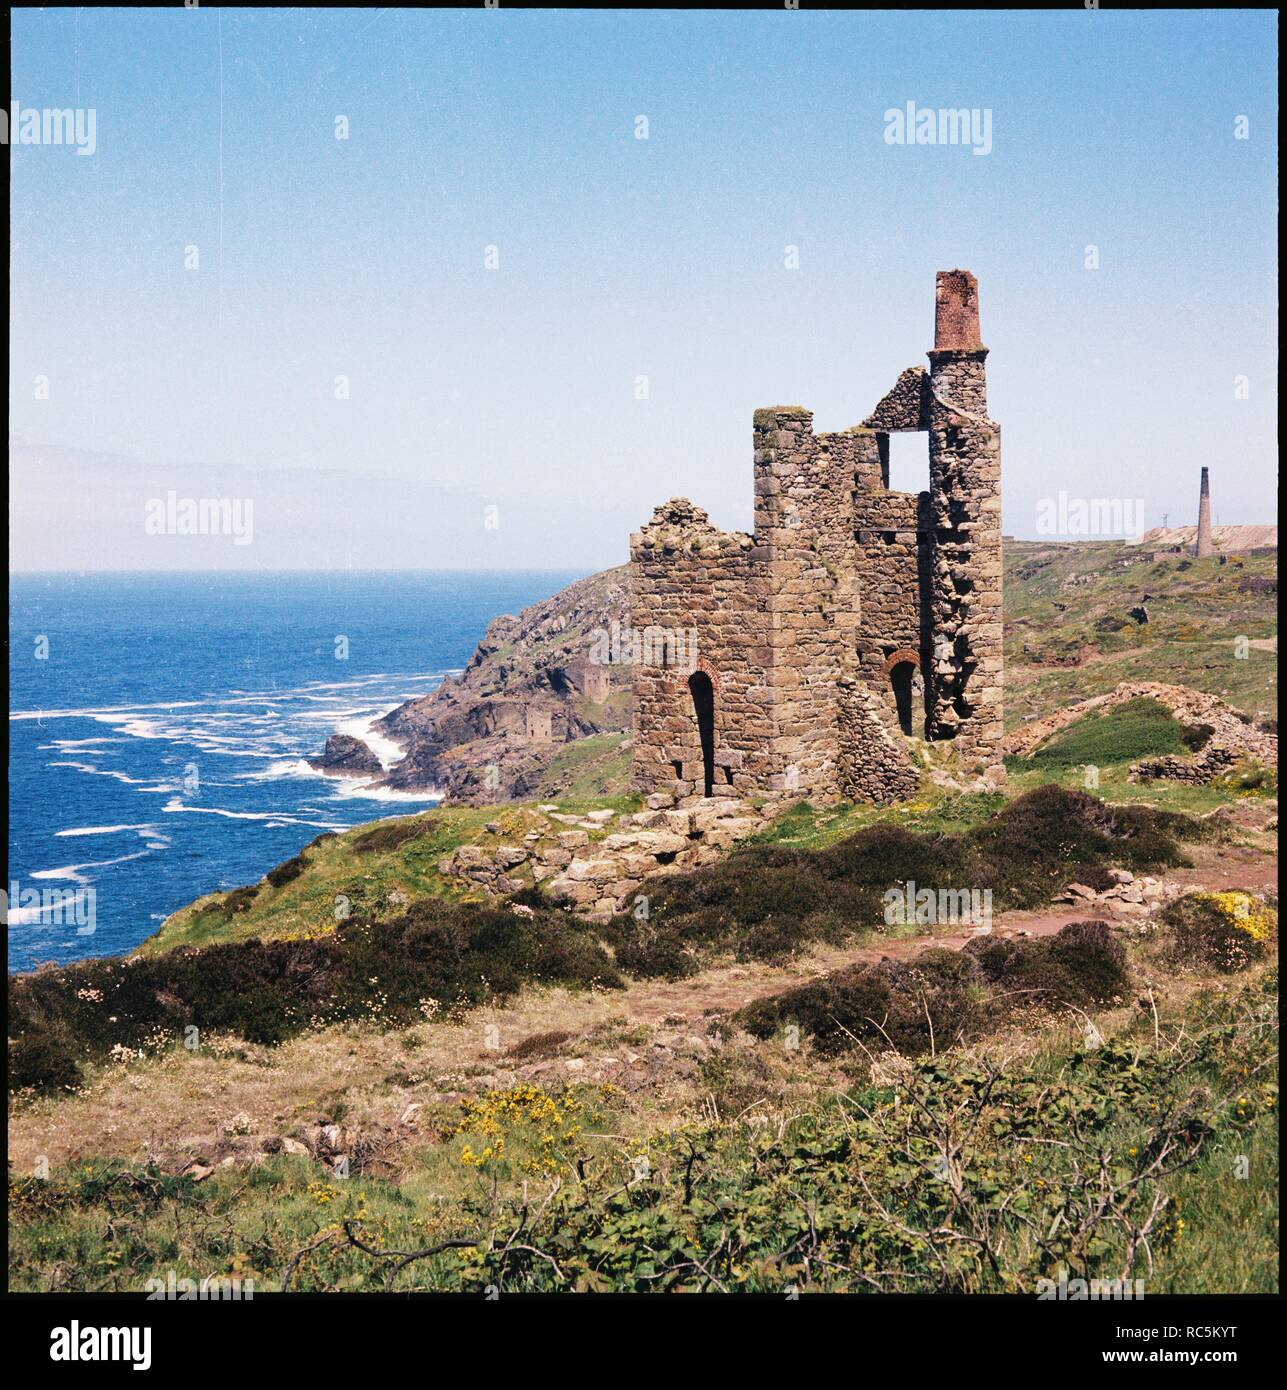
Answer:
[1004,541,1277,730]
[11,788,1215,1087]
[142,791,641,956]
[9,541,1277,1298]
[143,726,1276,964]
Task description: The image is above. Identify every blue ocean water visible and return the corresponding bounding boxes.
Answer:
[8,570,586,972]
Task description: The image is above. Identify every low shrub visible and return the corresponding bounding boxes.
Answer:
[604,787,1197,972]
[220,884,260,915]
[8,899,622,1095]
[739,921,1132,1057]
[1212,760,1277,796]
[965,919,1130,1010]
[350,816,434,854]
[1180,723,1215,753]
[265,853,309,889]
[1159,892,1277,973]
[8,1025,83,1093]
[505,1029,574,1061]
[612,926,696,979]
[965,787,1194,907]
[739,944,987,1056]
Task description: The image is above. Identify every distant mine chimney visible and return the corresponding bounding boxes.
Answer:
[1195,467,1214,557]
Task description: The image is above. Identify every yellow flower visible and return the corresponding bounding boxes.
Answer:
[1195,891,1277,942]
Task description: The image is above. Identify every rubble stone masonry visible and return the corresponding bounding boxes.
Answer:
[630,271,1004,804]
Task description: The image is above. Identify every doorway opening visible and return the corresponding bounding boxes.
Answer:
[687,671,716,797]
[890,661,917,736]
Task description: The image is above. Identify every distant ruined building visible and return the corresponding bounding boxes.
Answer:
[630,270,1004,804]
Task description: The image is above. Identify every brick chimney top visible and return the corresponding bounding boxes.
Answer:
[934,269,984,352]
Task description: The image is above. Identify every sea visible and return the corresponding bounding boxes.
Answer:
[7,570,586,972]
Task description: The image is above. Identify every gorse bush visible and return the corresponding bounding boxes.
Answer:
[1159,892,1277,974]
[8,1022,84,1093]
[604,787,1199,977]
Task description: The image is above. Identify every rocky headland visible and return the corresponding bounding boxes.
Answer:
[312,566,634,804]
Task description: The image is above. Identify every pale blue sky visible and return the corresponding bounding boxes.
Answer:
[9,7,1278,569]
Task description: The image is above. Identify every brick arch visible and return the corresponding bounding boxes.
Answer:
[882,647,921,676]
[675,656,721,692]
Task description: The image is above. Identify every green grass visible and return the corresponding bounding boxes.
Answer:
[529,732,635,800]
[1015,696,1208,771]
[1003,757,1275,818]
[1148,1112,1278,1293]
[139,806,506,955]
[746,789,1010,851]
[142,790,641,957]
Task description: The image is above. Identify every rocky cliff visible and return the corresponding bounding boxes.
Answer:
[347,566,634,803]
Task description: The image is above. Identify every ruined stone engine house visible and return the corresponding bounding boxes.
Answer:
[630,270,1003,804]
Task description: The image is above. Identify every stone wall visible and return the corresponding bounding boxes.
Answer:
[630,500,772,799]
[922,271,1004,759]
[853,485,930,736]
[752,407,854,796]
[924,413,1004,757]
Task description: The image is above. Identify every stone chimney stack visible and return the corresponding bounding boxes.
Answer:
[1194,467,1214,557]
[924,270,1003,764]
